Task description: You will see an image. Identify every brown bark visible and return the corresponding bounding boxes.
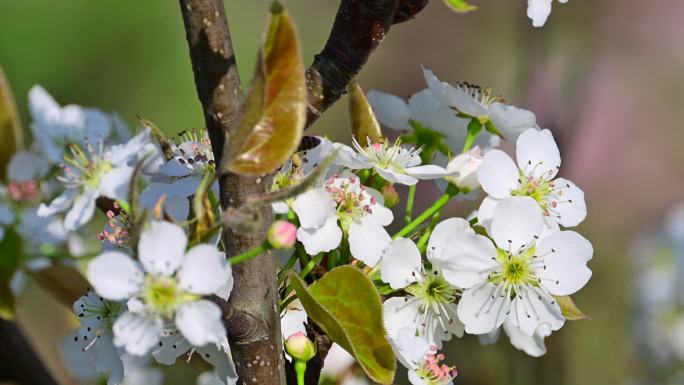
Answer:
[178,1,284,384]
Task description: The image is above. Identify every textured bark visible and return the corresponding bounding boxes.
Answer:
[305,0,429,128]
[178,1,284,384]
[0,319,58,385]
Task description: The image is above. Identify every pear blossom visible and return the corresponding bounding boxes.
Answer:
[334,138,452,186]
[86,221,231,355]
[140,129,218,221]
[476,128,586,231]
[38,128,151,231]
[435,196,592,336]
[293,171,393,265]
[423,67,537,143]
[381,219,470,347]
[120,355,163,385]
[527,0,569,27]
[152,330,238,385]
[391,328,458,385]
[443,146,484,192]
[61,291,124,385]
[28,85,113,163]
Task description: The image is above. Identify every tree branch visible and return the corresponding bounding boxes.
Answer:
[0,319,59,385]
[305,0,429,128]
[178,1,285,384]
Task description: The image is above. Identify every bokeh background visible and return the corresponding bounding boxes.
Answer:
[2,0,684,384]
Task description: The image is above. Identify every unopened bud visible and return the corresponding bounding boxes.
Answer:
[284,332,317,362]
[268,220,297,249]
[445,146,483,192]
[380,184,400,208]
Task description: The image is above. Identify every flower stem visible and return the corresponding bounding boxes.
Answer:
[405,184,416,224]
[294,360,307,385]
[228,242,271,265]
[462,118,483,152]
[393,185,459,239]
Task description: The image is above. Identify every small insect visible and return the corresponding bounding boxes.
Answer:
[297,135,322,153]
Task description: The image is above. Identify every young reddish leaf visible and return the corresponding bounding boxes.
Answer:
[226,4,306,175]
[289,267,396,384]
[348,82,383,145]
[555,295,589,321]
[0,65,24,182]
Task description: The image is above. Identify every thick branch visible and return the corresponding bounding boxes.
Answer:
[178,1,284,384]
[0,319,59,385]
[305,0,429,127]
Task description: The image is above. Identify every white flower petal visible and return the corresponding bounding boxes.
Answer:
[551,178,587,227]
[527,0,554,27]
[176,300,226,347]
[281,306,308,339]
[164,195,191,222]
[348,217,391,266]
[534,231,592,296]
[105,128,151,166]
[0,203,14,225]
[405,165,449,180]
[437,231,498,289]
[170,176,203,197]
[297,215,342,255]
[113,311,163,356]
[422,68,487,117]
[508,286,564,336]
[516,128,560,180]
[64,187,99,231]
[428,217,472,261]
[332,143,372,169]
[178,244,230,295]
[159,157,194,177]
[374,166,418,185]
[477,149,519,198]
[476,196,499,232]
[490,196,544,252]
[391,327,430,370]
[38,188,76,217]
[197,340,238,385]
[488,102,537,143]
[87,251,144,300]
[293,188,336,229]
[139,221,187,276]
[478,328,501,345]
[503,320,551,357]
[8,151,49,181]
[408,89,469,148]
[381,238,422,290]
[152,333,191,365]
[366,90,411,131]
[457,283,511,335]
[383,296,422,340]
[99,166,134,201]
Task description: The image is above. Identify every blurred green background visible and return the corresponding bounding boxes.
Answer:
[2,0,684,384]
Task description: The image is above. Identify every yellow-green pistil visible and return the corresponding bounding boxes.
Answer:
[488,247,540,293]
[143,275,198,318]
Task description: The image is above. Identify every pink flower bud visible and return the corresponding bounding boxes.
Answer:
[445,146,483,191]
[380,184,400,208]
[268,220,297,249]
[284,332,316,362]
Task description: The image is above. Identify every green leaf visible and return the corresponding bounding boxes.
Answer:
[0,65,24,182]
[0,229,22,320]
[443,0,479,13]
[289,267,396,384]
[348,82,383,145]
[30,264,89,308]
[225,4,306,175]
[555,295,589,321]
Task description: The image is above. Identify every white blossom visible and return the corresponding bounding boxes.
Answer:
[38,128,151,231]
[476,128,586,231]
[382,219,469,347]
[87,221,231,355]
[443,146,484,192]
[434,197,592,336]
[391,328,458,385]
[293,171,393,266]
[527,0,569,27]
[334,138,453,186]
[423,67,537,143]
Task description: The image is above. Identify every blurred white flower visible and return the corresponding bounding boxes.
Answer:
[293,171,393,266]
[86,221,231,355]
[391,328,458,385]
[443,146,484,192]
[381,220,468,347]
[477,128,586,231]
[437,197,592,336]
[38,128,151,230]
[527,0,569,27]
